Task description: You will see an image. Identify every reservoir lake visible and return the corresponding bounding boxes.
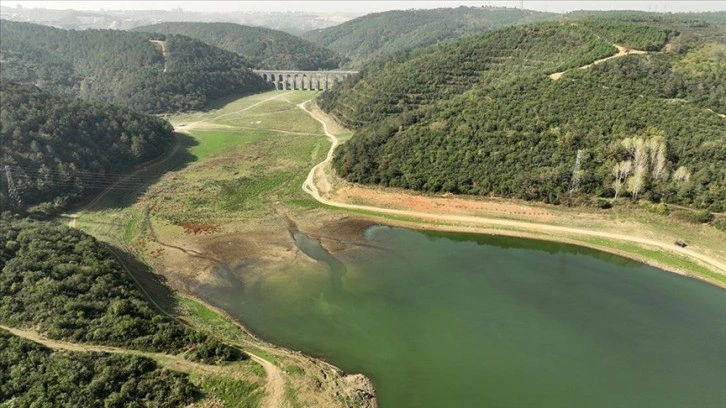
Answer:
[198,226,726,407]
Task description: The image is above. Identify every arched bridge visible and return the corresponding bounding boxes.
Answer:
[253,70,358,91]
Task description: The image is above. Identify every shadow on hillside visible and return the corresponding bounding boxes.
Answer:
[109,243,180,317]
[82,132,199,211]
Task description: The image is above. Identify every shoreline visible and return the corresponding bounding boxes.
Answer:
[177,292,378,407]
[300,100,726,290]
[353,215,726,290]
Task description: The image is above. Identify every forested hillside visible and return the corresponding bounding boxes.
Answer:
[327,17,726,211]
[0,20,270,112]
[0,83,174,215]
[134,22,344,70]
[0,218,244,363]
[303,6,557,67]
[1,330,199,406]
[318,22,622,128]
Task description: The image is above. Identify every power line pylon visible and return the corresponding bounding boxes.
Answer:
[4,165,22,206]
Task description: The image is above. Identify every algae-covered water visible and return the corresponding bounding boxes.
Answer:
[200,226,726,407]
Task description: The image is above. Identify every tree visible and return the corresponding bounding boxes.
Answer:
[612,160,632,199]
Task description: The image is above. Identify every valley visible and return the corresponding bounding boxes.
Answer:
[2,8,726,407]
[66,89,724,407]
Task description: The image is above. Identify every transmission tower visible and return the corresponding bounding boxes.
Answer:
[4,165,22,206]
[568,149,583,195]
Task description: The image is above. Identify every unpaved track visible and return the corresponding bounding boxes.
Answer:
[80,243,288,408]
[0,324,233,376]
[247,352,286,408]
[549,44,646,80]
[298,102,726,279]
[66,233,287,407]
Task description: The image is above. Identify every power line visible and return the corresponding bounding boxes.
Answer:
[2,164,184,193]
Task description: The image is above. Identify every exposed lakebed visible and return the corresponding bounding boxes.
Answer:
[197,225,726,407]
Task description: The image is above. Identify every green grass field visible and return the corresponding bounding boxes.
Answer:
[147,94,328,228]
[187,129,267,160]
[73,90,328,243]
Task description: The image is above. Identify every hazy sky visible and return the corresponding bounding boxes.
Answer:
[3,1,725,14]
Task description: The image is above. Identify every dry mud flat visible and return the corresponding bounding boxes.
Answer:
[147,213,374,293]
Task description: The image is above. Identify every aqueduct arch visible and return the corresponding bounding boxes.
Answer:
[252,70,358,91]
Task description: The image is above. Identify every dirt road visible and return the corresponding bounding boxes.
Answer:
[298,102,726,279]
[0,324,237,376]
[246,352,286,408]
[549,44,647,80]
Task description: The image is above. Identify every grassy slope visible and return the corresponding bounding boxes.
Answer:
[72,91,345,407]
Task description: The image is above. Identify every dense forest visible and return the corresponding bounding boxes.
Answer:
[318,22,623,128]
[303,6,558,67]
[0,20,270,112]
[0,218,244,364]
[134,22,344,70]
[326,17,726,211]
[0,83,174,215]
[1,330,200,406]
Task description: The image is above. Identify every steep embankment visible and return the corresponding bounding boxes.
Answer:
[324,17,726,211]
[134,22,344,70]
[0,19,270,113]
[303,6,557,67]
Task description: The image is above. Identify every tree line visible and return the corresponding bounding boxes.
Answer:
[318,22,620,129]
[303,6,559,68]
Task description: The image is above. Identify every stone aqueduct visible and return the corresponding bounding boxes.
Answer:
[253,70,358,91]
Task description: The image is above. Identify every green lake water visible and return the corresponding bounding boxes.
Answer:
[198,226,726,407]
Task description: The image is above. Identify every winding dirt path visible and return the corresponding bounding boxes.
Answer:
[247,352,286,408]
[0,324,236,376]
[549,44,646,80]
[298,101,726,280]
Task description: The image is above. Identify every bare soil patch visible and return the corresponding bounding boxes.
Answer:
[334,184,555,223]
